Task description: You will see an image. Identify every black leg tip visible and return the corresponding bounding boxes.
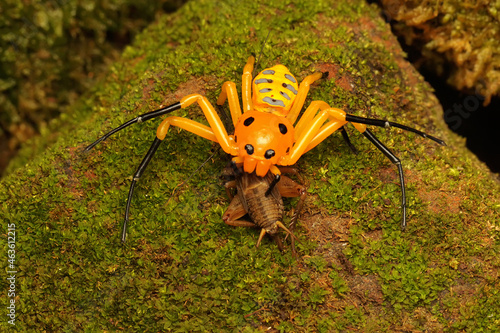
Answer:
[121,230,127,244]
[400,220,407,232]
[83,144,95,153]
[230,160,243,176]
[265,174,281,197]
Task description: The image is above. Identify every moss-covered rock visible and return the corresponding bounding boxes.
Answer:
[1,0,499,331]
[380,0,500,105]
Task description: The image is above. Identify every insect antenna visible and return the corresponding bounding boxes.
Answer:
[277,221,301,258]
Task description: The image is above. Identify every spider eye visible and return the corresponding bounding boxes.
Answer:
[243,117,254,126]
[264,149,275,159]
[278,123,288,134]
[245,144,254,155]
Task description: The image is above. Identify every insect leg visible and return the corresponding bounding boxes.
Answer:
[84,102,181,152]
[362,128,407,231]
[276,173,307,230]
[275,173,307,255]
[223,179,237,200]
[222,195,257,228]
[272,234,285,253]
[275,222,299,256]
[222,181,288,252]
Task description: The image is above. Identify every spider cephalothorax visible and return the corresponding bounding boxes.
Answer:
[233,110,295,176]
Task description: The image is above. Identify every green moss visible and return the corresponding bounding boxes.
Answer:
[1,0,500,331]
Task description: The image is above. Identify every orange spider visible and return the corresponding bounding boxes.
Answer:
[85,55,445,242]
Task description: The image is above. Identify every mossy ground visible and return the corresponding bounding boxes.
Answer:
[1,0,499,331]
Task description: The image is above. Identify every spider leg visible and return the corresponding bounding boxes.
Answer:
[217,81,242,127]
[340,126,358,154]
[122,137,162,243]
[345,114,446,146]
[121,117,223,242]
[361,128,407,230]
[169,94,237,155]
[285,107,346,164]
[287,72,328,124]
[294,102,357,155]
[84,102,181,152]
[92,93,237,243]
[242,55,255,113]
[293,106,445,159]
[122,116,222,242]
[283,106,444,231]
[294,101,330,137]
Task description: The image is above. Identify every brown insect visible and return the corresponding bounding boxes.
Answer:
[222,164,307,255]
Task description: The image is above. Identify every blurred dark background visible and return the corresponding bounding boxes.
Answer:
[0,0,186,176]
[369,0,500,174]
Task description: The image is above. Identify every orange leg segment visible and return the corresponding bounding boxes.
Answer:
[156,116,217,142]
[172,94,237,156]
[287,72,325,125]
[217,81,242,127]
[283,107,366,165]
[303,108,366,153]
[242,55,255,113]
[294,100,331,138]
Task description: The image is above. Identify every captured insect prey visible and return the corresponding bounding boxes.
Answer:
[222,163,306,255]
[84,55,445,250]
